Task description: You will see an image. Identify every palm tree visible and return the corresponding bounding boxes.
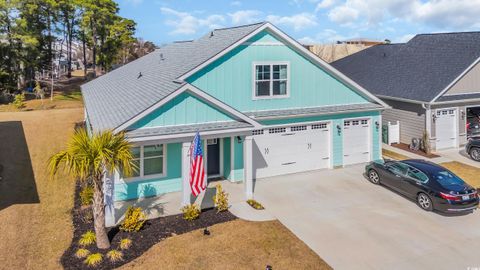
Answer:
[49,128,135,249]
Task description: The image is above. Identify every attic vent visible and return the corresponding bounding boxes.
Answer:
[137,72,142,79]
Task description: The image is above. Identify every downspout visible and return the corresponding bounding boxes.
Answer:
[422,103,433,144]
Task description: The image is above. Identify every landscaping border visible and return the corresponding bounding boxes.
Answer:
[61,183,236,270]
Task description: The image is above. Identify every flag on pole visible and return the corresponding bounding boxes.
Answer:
[189,132,206,196]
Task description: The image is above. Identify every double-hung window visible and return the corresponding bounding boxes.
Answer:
[254,62,289,98]
[129,144,165,178]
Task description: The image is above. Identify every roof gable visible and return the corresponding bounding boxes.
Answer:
[127,91,239,130]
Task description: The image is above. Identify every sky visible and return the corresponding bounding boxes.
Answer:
[118,0,480,46]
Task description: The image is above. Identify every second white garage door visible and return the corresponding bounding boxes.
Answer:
[252,123,331,179]
[343,119,371,165]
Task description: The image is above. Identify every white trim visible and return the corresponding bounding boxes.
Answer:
[114,83,261,133]
[176,22,389,109]
[242,41,285,46]
[250,107,384,121]
[432,97,480,105]
[376,94,426,105]
[252,61,290,100]
[230,136,235,181]
[123,144,167,182]
[443,91,480,97]
[430,56,480,103]
[127,127,254,143]
[181,142,191,206]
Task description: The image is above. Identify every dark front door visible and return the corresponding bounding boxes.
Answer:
[207,139,220,176]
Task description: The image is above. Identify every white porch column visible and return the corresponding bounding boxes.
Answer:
[181,142,192,206]
[244,136,254,200]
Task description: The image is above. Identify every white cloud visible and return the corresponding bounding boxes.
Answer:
[326,0,480,30]
[266,13,318,31]
[231,1,242,6]
[228,10,263,25]
[315,0,336,11]
[328,5,359,25]
[160,7,225,35]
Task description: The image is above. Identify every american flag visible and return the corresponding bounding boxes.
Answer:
[189,132,206,196]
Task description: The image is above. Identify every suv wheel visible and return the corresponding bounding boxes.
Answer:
[469,147,480,161]
[417,193,433,211]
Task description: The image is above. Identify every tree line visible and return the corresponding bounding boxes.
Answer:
[0,0,155,95]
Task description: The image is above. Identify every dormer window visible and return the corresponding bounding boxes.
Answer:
[253,62,289,99]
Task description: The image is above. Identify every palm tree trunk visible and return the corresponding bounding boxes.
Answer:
[92,176,110,249]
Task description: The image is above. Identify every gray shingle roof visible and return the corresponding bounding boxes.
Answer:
[245,103,384,119]
[331,32,480,103]
[82,22,266,132]
[126,121,253,139]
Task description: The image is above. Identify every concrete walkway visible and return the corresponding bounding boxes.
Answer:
[229,201,276,221]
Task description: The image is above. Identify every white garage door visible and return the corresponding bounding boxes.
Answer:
[252,123,331,179]
[435,108,457,150]
[343,119,371,165]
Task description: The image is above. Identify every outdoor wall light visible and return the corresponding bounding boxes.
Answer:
[461,110,466,119]
[432,113,437,122]
[236,136,243,143]
[336,124,342,134]
[375,121,380,130]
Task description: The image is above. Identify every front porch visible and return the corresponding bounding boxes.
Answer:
[104,129,256,226]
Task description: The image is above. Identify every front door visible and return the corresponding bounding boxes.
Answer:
[207,139,220,177]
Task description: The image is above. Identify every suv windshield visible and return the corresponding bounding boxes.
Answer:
[432,170,465,187]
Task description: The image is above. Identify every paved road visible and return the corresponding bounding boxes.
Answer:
[254,165,480,270]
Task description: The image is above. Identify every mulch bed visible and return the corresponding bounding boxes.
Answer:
[61,183,237,270]
[391,143,440,158]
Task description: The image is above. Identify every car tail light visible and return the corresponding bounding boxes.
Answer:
[439,192,461,201]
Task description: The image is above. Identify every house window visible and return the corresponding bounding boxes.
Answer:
[312,123,327,129]
[291,125,307,132]
[254,63,289,98]
[130,144,165,178]
[269,127,286,134]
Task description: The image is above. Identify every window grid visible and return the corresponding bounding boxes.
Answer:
[269,127,286,134]
[252,129,264,135]
[361,119,368,125]
[312,123,328,129]
[129,144,165,178]
[291,125,307,132]
[254,63,288,98]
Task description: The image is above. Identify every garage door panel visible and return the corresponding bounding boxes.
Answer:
[435,109,457,150]
[252,123,331,179]
[343,119,371,166]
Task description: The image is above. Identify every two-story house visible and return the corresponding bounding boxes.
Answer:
[81,22,389,226]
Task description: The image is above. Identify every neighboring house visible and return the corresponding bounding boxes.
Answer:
[305,43,370,63]
[332,32,480,151]
[339,38,385,46]
[81,22,388,226]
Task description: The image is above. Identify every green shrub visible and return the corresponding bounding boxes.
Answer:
[106,249,123,262]
[181,204,200,221]
[80,185,94,206]
[12,93,25,109]
[84,253,102,267]
[212,184,229,212]
[119,238,132,250]
[120,206,146,232]
[75,248,90,259]
[247,199,265,210]
[79,231,96,246]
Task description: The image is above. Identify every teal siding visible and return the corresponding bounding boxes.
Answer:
[233,137,244,181]
[223,137,231,179]
[260,111,382,167]
[129,92,234,129]
[187,30,370,112]
[114,143,182,201]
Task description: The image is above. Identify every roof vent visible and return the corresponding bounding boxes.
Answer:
[383,52,386,57]
[210,31,214,38]
[160,53,165,60]
[137,72,143,79]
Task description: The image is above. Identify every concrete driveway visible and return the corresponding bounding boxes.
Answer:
[253,165,480,270]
